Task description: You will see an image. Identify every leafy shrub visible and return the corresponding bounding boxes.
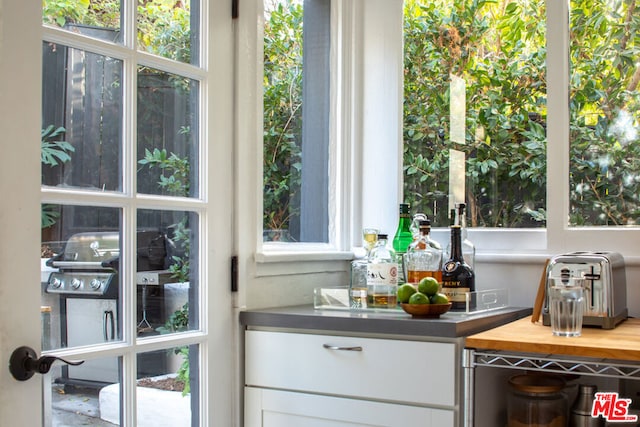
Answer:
[403,0,547,227]
[263,1,304,236]
[403,0,640,227]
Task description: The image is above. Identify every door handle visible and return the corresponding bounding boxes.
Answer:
[104,310,115,341]
[9,346,84,381]
[322,343,363,351]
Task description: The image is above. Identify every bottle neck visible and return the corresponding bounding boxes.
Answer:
[449,226,465,262]
[398,214,412,230]
[409,228,429,250]
[397,204,411,231]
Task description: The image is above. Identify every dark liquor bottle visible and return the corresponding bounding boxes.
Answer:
[444,204,475,269]
[441,225,475,310]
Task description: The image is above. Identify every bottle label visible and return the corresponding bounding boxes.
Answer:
[443,261,459,273]
[366,263,398,286]
[442,287,470,302]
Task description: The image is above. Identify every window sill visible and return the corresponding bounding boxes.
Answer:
[255,248,354,263]
[254,248,353,278]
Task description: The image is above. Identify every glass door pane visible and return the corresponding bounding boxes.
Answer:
[42,43,123,192]
[137,0,199,65]
[136,68,199,198]
[43,0,122,43]
[41,1,206,425]
[134,345,198,427]
[41,204,123,425]
[136,209,198,335]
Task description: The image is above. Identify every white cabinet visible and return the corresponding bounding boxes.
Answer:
[245,388,454,427]
[244,330,461,427]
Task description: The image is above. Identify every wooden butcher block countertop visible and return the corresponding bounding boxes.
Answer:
[465,316,640,362]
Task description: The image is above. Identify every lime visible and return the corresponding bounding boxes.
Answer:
[418,277,440,296]
[430,292,449,305]
[397,283,417,303]
[408,292,430,305]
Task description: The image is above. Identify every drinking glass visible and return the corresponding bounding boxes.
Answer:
[549,278,585,337]
[349,260,368,309]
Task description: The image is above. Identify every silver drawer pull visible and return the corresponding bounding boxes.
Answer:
[323,343,363,351]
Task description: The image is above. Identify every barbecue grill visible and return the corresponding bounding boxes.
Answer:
[45,229,172,386]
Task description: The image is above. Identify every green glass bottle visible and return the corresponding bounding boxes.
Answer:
[392,203,413,283]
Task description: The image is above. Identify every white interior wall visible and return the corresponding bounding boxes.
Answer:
[244,258,640,319]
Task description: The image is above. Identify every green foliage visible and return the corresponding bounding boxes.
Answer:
[175,346,190,396]
[404,0,640,227]
[41,204,61,229]
[43,0,640,234]
[138,148,191,197]
[41,125,74,167]
[43,0,119,28]
[568,0,640,226]
[263,1,303,235]
[156,302,189,334]
[403,0,547,227]
[43,0,191,63]
[41,125,74,229]
[403,0,640,228]
[137,0,192,63]
[167,216,191,283]
[137,148,192,283]
[156,303,190,396]
[42,0,91,27]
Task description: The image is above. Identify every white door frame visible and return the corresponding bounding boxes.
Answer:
[0,1,44,425]
[0,1,237,426]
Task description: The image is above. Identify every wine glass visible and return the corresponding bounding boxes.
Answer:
[362,227,379,258]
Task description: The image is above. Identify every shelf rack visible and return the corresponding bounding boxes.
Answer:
[470,349,640,380]
[462,348,640,427]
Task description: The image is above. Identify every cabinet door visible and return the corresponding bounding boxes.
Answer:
[245,387,454,427]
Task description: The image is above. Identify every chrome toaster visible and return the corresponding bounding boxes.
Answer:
[542,251,628,329]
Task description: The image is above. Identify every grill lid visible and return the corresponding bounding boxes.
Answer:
[49,231,120,270]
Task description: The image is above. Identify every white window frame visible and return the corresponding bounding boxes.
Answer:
[253,0,360,263]
[243,0,640,272]
[468,0,640,264]
[250,0,406,267]
[434,1,640,264]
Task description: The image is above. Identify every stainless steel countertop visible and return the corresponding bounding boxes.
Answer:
[239,305,532,338]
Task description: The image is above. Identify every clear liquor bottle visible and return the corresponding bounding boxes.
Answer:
[441,225,475,310]
[367,234,398,308]
[457,203,475,270]
[404,220,443,284]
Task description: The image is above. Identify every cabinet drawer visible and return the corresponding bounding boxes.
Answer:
[245,330,456,407]
[245,387,455,427]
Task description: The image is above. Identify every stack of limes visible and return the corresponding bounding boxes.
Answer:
[397,277,449,305]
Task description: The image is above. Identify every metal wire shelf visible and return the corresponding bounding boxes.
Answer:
[472,350,640,381]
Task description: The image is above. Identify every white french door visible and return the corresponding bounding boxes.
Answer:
[0,1,235,426]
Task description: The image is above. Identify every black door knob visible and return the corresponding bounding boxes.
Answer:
[9,346,84,381]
